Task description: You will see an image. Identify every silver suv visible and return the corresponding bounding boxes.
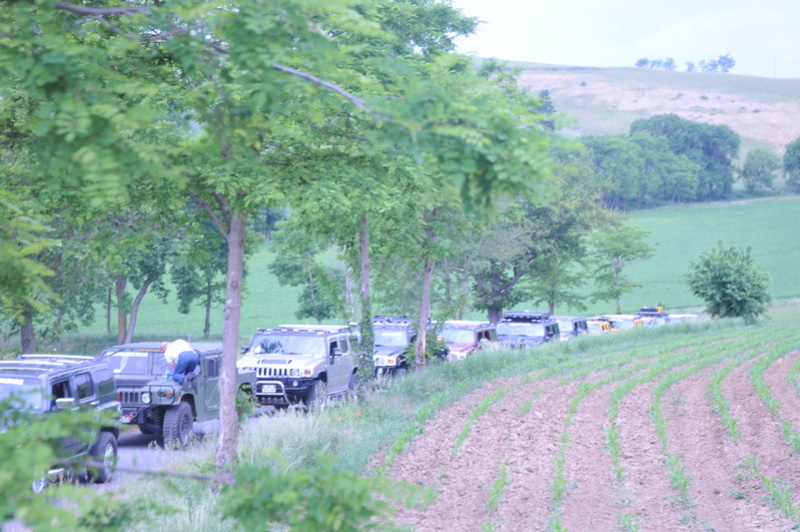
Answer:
[238,325,358,407]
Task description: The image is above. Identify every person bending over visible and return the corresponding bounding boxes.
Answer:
[161,339,199,385]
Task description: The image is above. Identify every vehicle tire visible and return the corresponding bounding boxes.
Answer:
[393,366,407,378]
[87,431,118,484]
[305,380,327,411]
[163,402,193,448]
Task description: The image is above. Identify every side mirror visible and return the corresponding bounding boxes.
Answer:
[331,347,343,357]
[54,397,76,410]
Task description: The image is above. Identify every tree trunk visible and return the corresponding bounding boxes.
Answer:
[357,211,374,386]
[487,305,503,325]
[115,278,128,344]
[20,303,36,354]
[124,277,155,343]
[414,256,434,368]
[216,213,245,475]
[204,278,212,338]
[548,301,555,315]
[106,286,112,335]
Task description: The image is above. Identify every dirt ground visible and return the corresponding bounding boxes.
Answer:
[380,348,800,531]
[516,69,800,151]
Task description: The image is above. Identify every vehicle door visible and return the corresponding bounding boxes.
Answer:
[201,354,220,421]
[48,374,89,456]
[327,337,348,393]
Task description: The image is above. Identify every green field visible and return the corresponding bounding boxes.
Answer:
[70,196,799,348]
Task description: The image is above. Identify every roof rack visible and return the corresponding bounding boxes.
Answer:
[256,325,351,335]
[372,315,413,324]
[17,354,95,363]
[502,310,551,322]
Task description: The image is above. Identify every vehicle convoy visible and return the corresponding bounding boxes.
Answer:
[371,316,414,377]
[238,325,358,407]
[440,320,497,360]
[496,310,559,348]
[100,342,256,447]
[553,316,589,341]
[0,354,120,489]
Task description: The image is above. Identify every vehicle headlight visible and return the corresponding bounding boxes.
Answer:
[290,368,301,377]
[387,358,396,366]
[141,392,151,404]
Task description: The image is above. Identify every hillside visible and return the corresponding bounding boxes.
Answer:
[514,64,800,154]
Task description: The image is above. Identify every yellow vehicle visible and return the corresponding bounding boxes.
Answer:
[586,319,612,334]
[602,314,643,330]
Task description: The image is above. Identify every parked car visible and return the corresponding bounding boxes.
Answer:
[601,314,644,330]
[0,354,120,490]
[586,319,612,334]
[371,316,414,378]
[496,310,560,348]
[553,316,589,341]
[440,320,497,360]
[100,342,255,446]
[638,306,670,325]
[238,325,358,407]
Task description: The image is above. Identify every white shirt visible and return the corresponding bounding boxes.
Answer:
[163,339,193,365]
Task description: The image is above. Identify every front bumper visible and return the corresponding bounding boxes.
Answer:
[255,378,315,405]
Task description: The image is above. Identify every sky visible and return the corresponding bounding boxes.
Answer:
[449,0,800,79]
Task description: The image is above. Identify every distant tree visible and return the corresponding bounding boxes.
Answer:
[589,219,654,313]
[537,90,557,130]
[738,148,780,194]
[783,136,800,191]
[717,54,736,73]
[686,61,696,72]
[685,242,770,323]
[630,114,740,201]
[580,134,643,210]
[635,58,649,68]
[650,58,663,69]
[663,57,676,71]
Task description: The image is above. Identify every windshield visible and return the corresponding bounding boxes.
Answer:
[106,351,153,375]
[0,378,43,410]
[249,334,326,356]
[441,329,476,344]
[496,322,545,337]
[374,329,411,347]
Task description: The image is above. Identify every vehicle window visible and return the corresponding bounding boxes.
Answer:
[442,329,476,344]
[374,329,410,347]
[74,373,94,400]
[95,367,115,397]
[206,357,219,378]
[496,322,545,337]
[250,334,326,356]
[51,379,71,399]
[0,378,43,409]
[106,352,151,374]
[340,337,349,354]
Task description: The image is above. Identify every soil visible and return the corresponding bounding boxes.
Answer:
[383,349,800,531]
[516,69,800,151]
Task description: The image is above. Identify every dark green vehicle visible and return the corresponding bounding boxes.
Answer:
[99,342,256,446]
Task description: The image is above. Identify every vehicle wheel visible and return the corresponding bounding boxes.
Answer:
[393,366,407,378]
[31,477,49,494]
[163,402,193,448]
[305,380,327,411]
[87,431,118,484]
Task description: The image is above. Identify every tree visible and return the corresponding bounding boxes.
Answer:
[635,58,649,68]
[663,57,676,71]
[738,148,780,194]
[717,54,736,73]
[630,114,740,201]
[685,242,771,323]
[686,61,696,72]
[783,136,800,191]
[588,220,654,313]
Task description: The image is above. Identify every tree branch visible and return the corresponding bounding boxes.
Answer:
[55,3,150,17]
[271,63,367,110]
[187,190,229,241]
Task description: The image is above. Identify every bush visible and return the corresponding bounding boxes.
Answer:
[685,242,771,323]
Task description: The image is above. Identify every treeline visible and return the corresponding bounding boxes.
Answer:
[635,54,736,73]
[581,114,799,211]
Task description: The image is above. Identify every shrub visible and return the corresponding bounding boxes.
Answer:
[685,242,771,323]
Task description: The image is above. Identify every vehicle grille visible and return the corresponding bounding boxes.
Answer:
[257,367,289,378]
[120,390,140,403]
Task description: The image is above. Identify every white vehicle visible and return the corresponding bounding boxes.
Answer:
[238,325,358,407]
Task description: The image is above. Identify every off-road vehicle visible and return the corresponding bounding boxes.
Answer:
[0,354,120,489]
[238,325,358,407]
[638,306,670,325]
[371,316,414,377]
[553,316,589,341]
[602,314,644,330]
[99,342,256,447]
[496,310,559,348]
[440,320,497,360]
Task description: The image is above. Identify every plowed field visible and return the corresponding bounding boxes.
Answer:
[377,307,800,531]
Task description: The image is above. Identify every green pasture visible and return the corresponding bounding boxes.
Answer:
[70,196,799,349]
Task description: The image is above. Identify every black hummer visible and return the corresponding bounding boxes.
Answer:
[496,310,560,348]
[0,354,120,489]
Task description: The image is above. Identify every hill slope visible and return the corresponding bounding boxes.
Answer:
[515,64,800,153]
